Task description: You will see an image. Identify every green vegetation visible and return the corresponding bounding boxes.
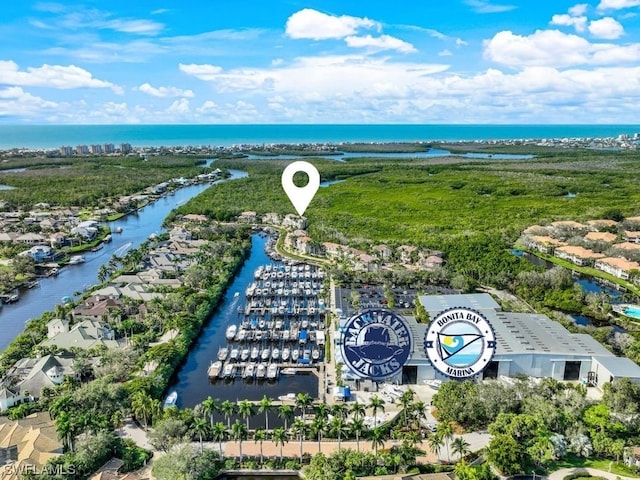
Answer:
[0,155,210,208]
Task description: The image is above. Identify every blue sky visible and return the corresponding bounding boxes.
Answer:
[1,0,640,124]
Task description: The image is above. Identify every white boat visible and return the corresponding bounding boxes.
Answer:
[282,330,290,341]
[261,348,271,361]
[208,361,222,378]
[230,347,239,361]
[292,349,300,361]
[312,349,320,361]
[272,348,280,360]
[115,226,123,233]
[267,364,279,379]
[256,363,267,379]
[223,363,235,378]
[241,348,250,361]
[69,255,85,265]
[244,363,255,378]
[233,292,240,298]
[281,367,296,375]
[250,347,259,360]
[226,324,237,340]
[282,347,290,361]
[217,347,229,361]
[278,392,296,402]
[163,391,178,409]
[237,329,247,341]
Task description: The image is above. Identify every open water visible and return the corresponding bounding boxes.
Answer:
[1,124,639,149]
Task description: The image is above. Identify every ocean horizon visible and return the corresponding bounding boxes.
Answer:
[1,124,639,150]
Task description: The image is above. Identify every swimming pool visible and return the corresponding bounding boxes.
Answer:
[623,305,640,319]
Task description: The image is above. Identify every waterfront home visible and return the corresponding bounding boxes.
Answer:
[611,242,640,253]
[72,296,128,322]
[182,213,208,223]
[20,244,54,263]
[49,231,67,248]
[169,226,192,242]
[550,220,587,238]
[554,245,605,266]
[40,319,123,350]
[585,231,617,244]
[91,284,164,302]
[46,319,69,338]
[14,232,47,245]
[1,354,79,407]
[0,412,62,479]
[594,257,640,280]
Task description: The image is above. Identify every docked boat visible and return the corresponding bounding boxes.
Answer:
[292,349,300,361]
[226,324,238,340]
[281,367,296,375]
[278,392,296,402]
[217,347,229,361]
[208,361,222,378]
[282,347,290,361]
[229,347,239,361]
[69,255,85,265]
[163,391,178,409]
[272,348,280,360]
[312,349,320,361]
[244,363,255,379]
[250,346,259,360]
[223,363,235,378]
[240,348,250,361]
[261,347,271,361]
[267,364,278,379]
[256,363,267,379]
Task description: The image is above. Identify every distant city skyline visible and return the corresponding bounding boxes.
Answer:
[2,1,640,124]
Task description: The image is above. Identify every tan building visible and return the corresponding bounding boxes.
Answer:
[595,257,640,280]
[526,235,566,254]
[585,231,617,243]
[555,245,604,266]
[587,219,619,231]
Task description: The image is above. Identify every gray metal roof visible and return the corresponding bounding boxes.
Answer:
[592,356,640,379]
[418,293,501,316]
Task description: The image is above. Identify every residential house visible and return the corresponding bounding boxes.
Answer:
[169,226,192,242]
[0,412,62,479]
[72,297,127,322]
[238,211,257,223]
[550,220,587,237]
[14,233,46,245]
[46,319,69,339]
[625,446,640,468]
[295,236,315,255]
[183,214,208,223]
[282,214,307,230]
[397,245,418,265]
[4,354,78,404]
[40,320,122,350]
[49,232,67,248]
[555,245,605,266]
[420,255,445,269]
[39,218,58,231]
[625,231,640,244]
[584,231,617,244]
[355,253,378,272]
[595,257,640,280]
[20,245,54,263]
[611,242,640,253]
[262,212,280,225]
[0,232,18,243]
[523,225,551,236]
[587,219,619,231]
[323,242,346,258]
[372,244,393,261]
[0,387,20,412]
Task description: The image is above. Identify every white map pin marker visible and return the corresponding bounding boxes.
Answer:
[281,161,320,216]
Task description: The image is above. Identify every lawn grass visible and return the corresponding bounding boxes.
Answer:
[547,455,640,478]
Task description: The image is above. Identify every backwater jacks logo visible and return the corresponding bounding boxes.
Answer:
[341,309,412,382]
[424,307,496,378]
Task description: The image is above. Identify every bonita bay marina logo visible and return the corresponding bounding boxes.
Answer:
[341,309,412,381]
[424,307,496,378]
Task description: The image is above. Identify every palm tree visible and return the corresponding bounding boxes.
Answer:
[191,418,210,453]
[258,395,273,431]
[371,426,385,456]
[332,403,348,420]
[212,421,227,458]
[231,419,248,462]
[292,418,307,459]
[55,411,75,452]
[452,436,471,461]
[437,422,454,462]
[428,431,444,460]
[314,402,330,422]
[278,404,294,431]
[221,400,236,429]
[201,396,219,429]
[350,402,366,421]
[131,391,153,429]
[399,389,416,427]
[330,416,349,450]
[237,399,255,430]
[411,400,427,430]
[272,427,288,462]
[369,395,386,428]
[295,393,312,419]
[309,417,326,453]
[254,428,267,465]
[350,417,366,452]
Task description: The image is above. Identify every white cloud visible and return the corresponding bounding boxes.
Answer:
[0,86,59,117]
[439,49,453,56]
[196,101,219,113]
[484,29,640,67]
[551,13,587,32]
[597,0,640,10]
[0,61,122,93]
[344,34,416,53]
[167,98,190,114]
[465,0,517,13]
[456,38,468,46]
[103,19,164,36]
[138,82,194,98]
[179,63,224,80]
[588,17,625,39]
[569,3,589,15]
[285,8,379,40]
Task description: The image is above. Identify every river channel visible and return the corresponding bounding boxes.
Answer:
[0,169,247,352]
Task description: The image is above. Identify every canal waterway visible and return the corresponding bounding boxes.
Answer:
[0,169,247,351]
[169,234,319,420]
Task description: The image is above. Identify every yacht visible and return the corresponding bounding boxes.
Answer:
[312,348,320,361]
[217,347,229,361]
[278,392,296,402]
[267,364,279,380]
[226,324,237,340]
[244,363,255,379]
[282,347,290,361]
[69,255,85,264]
[261,347,271,361]
[240,348,250,361]
[256,363,267,379]
[250,346,260,360]
[292,349,300,361]
[163,391,178,409]
[208,361,222,378]
[281,367,296,375]
[229,347,239,361]
[271,348,280,360]
[223,363,235,379]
